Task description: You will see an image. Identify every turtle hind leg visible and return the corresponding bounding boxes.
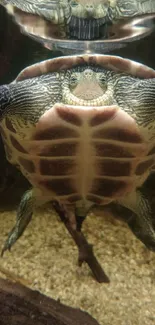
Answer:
[1,189,35,256]
[118,189,155,251]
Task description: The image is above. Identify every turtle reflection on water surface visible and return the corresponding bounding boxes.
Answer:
[2,0,155,39]
[1,54,155,282]
[3,0,155,21]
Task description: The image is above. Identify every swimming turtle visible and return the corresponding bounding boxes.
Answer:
[1,53,155,282]
[2,0,155,39]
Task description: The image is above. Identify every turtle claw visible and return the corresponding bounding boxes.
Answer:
[1,190,34,257]
[1,224,23,257]
[1,231,15,257]
[1,212,33,257]
[1,242,11,257]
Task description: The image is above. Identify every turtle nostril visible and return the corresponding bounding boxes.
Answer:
[86,4,94,9]
[83,69,94,79]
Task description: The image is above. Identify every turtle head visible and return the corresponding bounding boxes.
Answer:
[62,66,113,106]
[70,0,110,19]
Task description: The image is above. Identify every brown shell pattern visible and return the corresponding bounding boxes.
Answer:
[2,101,155,205]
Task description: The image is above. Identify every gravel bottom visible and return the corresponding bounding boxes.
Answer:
[0,205,155,325]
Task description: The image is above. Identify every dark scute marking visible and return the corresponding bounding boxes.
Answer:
[40,159,74,176]
[40,179,74,196]
[90,108,116,127]
[39,142,77,157]
[33,126,79,140]
[148,146,155,155]
[67,194,82,203]
[56,106,82,126]
[10,135,27,153]
[135,158,154,175]
[94,143,134,158]
[5,117,16,133]
[97,159,131,177]
[18,157,35,173]
[92,178,127,197]
[93,128,142,143]
[87,195,102,205]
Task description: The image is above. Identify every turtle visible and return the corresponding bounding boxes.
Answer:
[2,0,155,40]
[8,6,154,56]
[1,53,155,282]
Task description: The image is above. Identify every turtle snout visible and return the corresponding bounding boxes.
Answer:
[83,69,94,79]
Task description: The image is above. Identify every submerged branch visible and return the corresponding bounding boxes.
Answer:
[52,201,110,284]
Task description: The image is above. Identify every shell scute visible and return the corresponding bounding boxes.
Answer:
[97,159,131,177]
[32,125,79,141]
[93,127,143,143]
[56,105,83,126]
[39,178,75,196]
[10,135,28,153]
[40,159,75,176]
[92,178,130,198]
[18,157,35,173]
[89,106,117,127]
[94,143,135,158]
[38,142,78,157]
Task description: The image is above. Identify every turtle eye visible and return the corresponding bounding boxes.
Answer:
[69,74,79,89]
[98,74,106,85]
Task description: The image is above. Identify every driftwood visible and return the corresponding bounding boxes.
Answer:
[0,278,100,325]
[53,201,110,284]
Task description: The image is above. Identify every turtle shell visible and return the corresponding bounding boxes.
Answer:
[16,54,155,81]
[2,54,155,206]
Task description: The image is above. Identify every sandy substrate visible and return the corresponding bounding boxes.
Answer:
[0,204,155,325]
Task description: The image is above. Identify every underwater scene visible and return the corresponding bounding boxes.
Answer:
[0,1,155,324]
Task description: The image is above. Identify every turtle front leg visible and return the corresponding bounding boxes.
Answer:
[1,189,35,256]
[118,190,155,251]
